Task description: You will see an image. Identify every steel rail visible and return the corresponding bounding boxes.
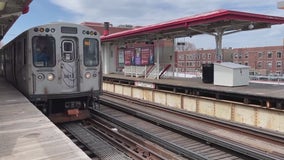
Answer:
[99,95,283,160]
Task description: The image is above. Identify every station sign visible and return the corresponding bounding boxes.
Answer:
[134,81,155,88]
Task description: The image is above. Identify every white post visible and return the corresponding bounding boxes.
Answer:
[215,29,224,62]
[130,65,133,77]
[102,43,109,74]
[156,39,160,79]
[144,65,147,78]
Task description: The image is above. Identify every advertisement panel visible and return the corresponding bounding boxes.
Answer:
[124,49,135,65]
[123,47,154,65]
[118,49,125,67]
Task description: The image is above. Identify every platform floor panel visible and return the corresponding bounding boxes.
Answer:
[0,78,90,160]
[104,73,284,99]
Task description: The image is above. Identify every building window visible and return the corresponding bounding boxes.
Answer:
[244,61,248,66]
[234,53,238,59]
[178,61,183,67]
[257,61,262,68]
[267,52,272,58]
[267,61,272,68]
[239,54,242,59]
[193,54,196,60]
[277,51,282,58]
[187,61,194,67]
[196,61,200,67]
[245,53,248,59]
[202,53,206,59]
[178,55,185,60]
[277,61,282,68]
[208,54,211,59]
[197,54,200,60]
[258,52,263,58]
[186,55,189,60]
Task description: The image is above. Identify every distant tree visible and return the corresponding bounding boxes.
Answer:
[175,41,196,51]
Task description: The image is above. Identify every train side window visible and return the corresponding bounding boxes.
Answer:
[83,38,99,67]
[32,36,56,67]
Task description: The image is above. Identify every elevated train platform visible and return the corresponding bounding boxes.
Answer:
[104,73,284,108]
[103,73,284,133]
[100,11,284,132]
[0,77,90,160]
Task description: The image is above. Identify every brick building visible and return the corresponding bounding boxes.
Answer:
[81,22,135,36]
[175,46,284,76]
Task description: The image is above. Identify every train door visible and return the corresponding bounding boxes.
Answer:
[60,38,79,92]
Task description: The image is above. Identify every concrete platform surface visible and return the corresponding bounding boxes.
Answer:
[0,78,90,160]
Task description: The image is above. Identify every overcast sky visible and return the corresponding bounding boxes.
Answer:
[3,0,284,49]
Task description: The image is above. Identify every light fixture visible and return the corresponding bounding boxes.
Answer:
[47,73,55,81]
[0,1,7,11]
[85,72,91,79]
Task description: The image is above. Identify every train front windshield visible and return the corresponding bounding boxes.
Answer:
[83,38,99,67]
[33,36,56,67]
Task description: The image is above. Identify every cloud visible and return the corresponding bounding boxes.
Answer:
[48,0,284,48]
[49,1,283,25]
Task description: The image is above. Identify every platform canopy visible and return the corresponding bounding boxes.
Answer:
[101,9,284,61]
[0,0,32,41]
[101,9,284,42]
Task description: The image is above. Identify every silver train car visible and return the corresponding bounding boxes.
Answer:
[0,23,102,122]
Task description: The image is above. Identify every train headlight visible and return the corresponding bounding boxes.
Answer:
[47,73,55,81]
[85,72,91,79]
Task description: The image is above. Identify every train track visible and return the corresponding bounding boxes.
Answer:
[91,103,246,159]
[59,119,185,159]
[85,117,187,160]
[94,92,284,159]
[59,122,132,160]
[59,125,98,159]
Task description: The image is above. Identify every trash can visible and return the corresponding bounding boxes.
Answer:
[202,63,214,83]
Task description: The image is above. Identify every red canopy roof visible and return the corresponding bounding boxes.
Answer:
[101,9,284,42]
[0,0,33,40]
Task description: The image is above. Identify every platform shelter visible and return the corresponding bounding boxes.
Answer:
[100,9,284,79]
